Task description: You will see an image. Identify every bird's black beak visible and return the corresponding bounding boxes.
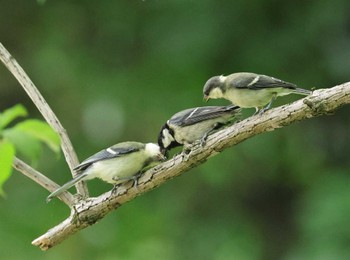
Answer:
[158,153,167,161]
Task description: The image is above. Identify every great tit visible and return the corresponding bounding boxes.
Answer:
[158,105,241,154]
[47,141,166,201]
[203,72,311,114]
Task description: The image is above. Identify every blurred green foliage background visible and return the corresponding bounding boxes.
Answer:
[1,1,350,259]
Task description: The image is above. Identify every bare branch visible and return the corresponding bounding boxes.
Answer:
[0,42,88,198]
[12,157,75,206]
[32,82,350,250]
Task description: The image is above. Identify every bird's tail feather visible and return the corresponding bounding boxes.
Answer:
[293,88,312,95]
[47,173,88,201]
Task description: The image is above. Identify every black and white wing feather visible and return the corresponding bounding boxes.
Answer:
[74,142,145,172]
[231,73,297,90]
[169,105,240,127]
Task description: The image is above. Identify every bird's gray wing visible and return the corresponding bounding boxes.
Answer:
[74,145,140,172]
[169,106,239,127]
[233,74,297,90]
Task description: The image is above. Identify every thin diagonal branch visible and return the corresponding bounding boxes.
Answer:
[12,157,74,206]
[32,82,350,250]
[0,42,88,198]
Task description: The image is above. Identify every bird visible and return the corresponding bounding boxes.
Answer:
[203,72,312,114]
[47,141,166,201]
[158,105,241,155]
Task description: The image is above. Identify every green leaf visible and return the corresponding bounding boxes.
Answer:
[2,128,42,162]
[0,104,28,130]
[13,119,61,154]
[0,140,15,196]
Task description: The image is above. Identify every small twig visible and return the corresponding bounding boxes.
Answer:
[32,83,350,250]
[12,157,74,206]
[0,42,88,198]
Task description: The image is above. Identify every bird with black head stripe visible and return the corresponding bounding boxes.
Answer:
[158,105,241,156]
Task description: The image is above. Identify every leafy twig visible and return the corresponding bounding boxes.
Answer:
[0,43,88,200]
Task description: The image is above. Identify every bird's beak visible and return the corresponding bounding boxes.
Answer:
[158,153,167,161]
[203,95,209,102]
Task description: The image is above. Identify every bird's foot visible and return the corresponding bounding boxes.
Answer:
[111,184,121,195]
[199,136,207,147]
[113,173,141,190]
[258,108,268,115]
[181,146,192,161]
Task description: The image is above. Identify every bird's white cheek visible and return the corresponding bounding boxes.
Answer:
[161,129,175,148]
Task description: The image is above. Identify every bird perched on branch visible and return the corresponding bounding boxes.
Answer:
[203,72,311,114]
[47,141,166,201]
[158,105,241,155]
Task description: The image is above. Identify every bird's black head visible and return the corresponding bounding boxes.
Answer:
[203,76,225,101]
[157,123,180,156]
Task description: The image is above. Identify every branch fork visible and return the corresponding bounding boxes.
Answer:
[1,42,349,250]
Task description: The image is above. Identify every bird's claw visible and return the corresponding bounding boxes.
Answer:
[199,137,207,147]
[258,108,268,115]
[112,173,141,192]
[181,147,192,161]
[111,184,121,195]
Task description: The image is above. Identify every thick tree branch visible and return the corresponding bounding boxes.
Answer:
[32,82,350,250]
[0,43,88,198]
[12,157,74,206]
